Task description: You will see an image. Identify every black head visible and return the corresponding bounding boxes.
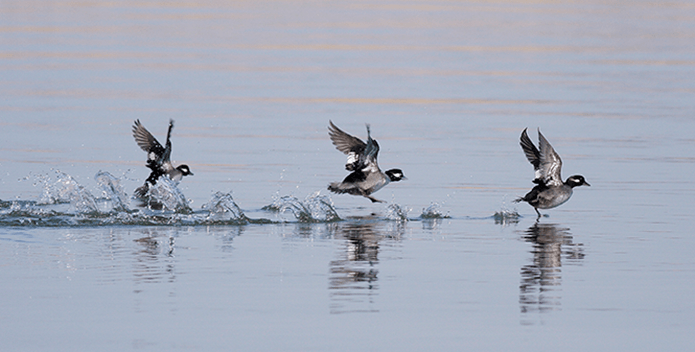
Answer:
[177,164,194,176]
[385,169,406,182]
[566,175,589,188]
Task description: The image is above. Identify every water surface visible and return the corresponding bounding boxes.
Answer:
[1,0,695,351]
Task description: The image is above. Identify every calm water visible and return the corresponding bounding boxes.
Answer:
[2,0,695,350]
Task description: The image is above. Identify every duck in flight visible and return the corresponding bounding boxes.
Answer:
[327,121,406,203]
[132,119,193,198]
[514,128,589,219]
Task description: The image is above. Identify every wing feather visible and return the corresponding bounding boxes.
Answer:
[537,129,563,187]
[519,128,540,168]
[328,121,366,155]
[132,120,161,153]
[520,128,544,181]
[161,119,174,164]
[360,125,380,172]
[132,119,172,168]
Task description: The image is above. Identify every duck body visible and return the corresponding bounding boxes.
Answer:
[517,181,573,210]
[327,121,405,203]
[132,119,193,198]
[514,128,589,218]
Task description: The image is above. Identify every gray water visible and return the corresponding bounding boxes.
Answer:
[2,1,695,351]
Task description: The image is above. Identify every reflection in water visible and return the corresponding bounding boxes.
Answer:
[132,229,177,292]
[519,223,584,324]
[422,218,442,231]
[209,226,245,253]
[328,220,404,314]
[131,226,244,292]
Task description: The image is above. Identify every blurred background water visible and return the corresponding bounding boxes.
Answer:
[1,0,695,351]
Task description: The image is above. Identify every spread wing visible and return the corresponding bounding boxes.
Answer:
[328,121,369,171]
[132,119,173,169]
[519,128,541,174]
[537,129,563,187]
[132,119,160,153]
[162,119,173,164]
[361,124,380,172]
[519,128,563,187]
[328,120,366,155]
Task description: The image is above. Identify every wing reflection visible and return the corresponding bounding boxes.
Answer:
[328,220,404,314]
[519,222,584,322]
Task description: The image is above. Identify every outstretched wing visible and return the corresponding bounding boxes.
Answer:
[537,129,563,187]
[161,119,174,164]
[328,121,368,171]
[133,119,161,153]
[519,128,540,171]
[328,120,366,154]
[132,119,173,169]
[360,124,380,172]
[519,128,563,186]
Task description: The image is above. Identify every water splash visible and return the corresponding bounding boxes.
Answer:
[265,192,341,223]
[419,203,450,219]
[386,203,410,222]
[1,174,129,225]
[201,191,249,224]
[493,208,521,225]
[139,176,192,213]
[0,200,59,226]
[95,170,129,212]
[36,170,98,213]
[1,170,213,226]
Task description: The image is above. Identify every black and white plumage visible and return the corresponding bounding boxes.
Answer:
[514,128,589,218]
[327,121,406,203]
[132,119,193,198]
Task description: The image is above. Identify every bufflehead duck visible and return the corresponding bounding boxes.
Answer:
[327,121,406,203]
[514,128,589,218]
[132,119,193,198]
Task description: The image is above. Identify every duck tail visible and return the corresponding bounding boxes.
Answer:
[327,182,345,194]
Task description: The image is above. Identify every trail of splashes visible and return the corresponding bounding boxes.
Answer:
[95,170,129,212]
[492,199,521,225]
[2,171,270,226]
[493,208,521,225]
[1,199,57,226]
[142,177,192,214]
[201,191,249,224]
[37,170,98,213]
[265,192,341,223]
[386,203,410,222]
[419,202,450,219]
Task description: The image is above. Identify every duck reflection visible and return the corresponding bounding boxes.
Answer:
[132,229,177,290]
[131,226,244,290]
[328,220,404,314]
[519,222,584,320]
